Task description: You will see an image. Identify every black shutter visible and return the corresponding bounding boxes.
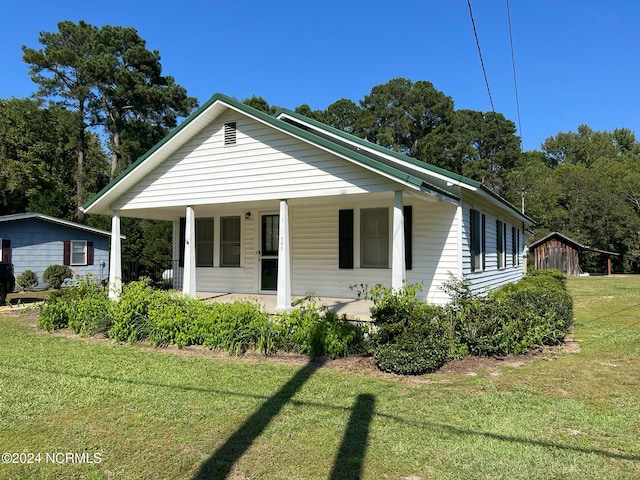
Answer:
[87,241,94,265]
[179,217,186,268]
[63,241,71,265]
[338,209,354,269]
[404,206,412,270]
[481,213,486,271]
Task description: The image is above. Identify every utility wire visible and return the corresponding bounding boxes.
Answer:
[506,0,523,143]
[466,0,496,114]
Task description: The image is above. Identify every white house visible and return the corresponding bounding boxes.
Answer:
[82,93,533,307]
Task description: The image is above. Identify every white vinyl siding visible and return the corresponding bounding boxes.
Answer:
[180,195,459,305]
[461,191,526,296]
[116,112,398,211]
[288,196,458,304]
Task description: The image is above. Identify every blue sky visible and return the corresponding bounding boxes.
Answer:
[1,0,638,152]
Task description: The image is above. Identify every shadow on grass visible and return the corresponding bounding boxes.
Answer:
[2,362,638,465]
[329,393,375,480]
[192,358,326,479]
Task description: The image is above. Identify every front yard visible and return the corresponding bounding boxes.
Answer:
[0,276,638,479]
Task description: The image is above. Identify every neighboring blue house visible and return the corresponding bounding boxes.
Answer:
[0,213,112,289]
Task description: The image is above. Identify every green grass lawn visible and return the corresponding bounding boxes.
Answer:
[1,276,638,479]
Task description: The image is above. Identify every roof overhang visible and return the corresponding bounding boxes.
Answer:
[0,213,120,237]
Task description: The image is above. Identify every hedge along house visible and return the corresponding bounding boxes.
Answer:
[0,213,113,288]
[81,94,534,307]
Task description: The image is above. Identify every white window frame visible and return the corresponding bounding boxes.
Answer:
[470,209,486,272]
[360,207,389,269]
[195,218,214,267]
[497,220,507,269]
[512,227,521,266]
[70,240,88,266]
[220,216,241,267]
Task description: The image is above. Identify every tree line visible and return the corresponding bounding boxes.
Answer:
[1,21,639,273]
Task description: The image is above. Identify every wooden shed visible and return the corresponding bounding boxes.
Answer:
[530,232,618,276]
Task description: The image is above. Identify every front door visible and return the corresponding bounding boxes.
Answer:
[260,214,279,291]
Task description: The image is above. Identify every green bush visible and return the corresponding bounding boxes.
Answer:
[16,270,38,291]
[362,283,453,374]
[366,272,574,373]
[38,289,74,330]
[42,264,72,289]
[374,335,449,375]
[449,270,573,357]
[361,283,423,345]
[108,280,160,343]
[67,281,113,335]
[276,302,368,358]
[38,278,112,334]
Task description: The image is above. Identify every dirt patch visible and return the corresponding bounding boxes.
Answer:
[5,309,580,382]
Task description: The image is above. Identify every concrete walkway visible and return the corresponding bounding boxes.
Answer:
[196,292,373,321]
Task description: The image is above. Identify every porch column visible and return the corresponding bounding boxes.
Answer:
[108,212,122,300]
[392,191,406,291]
[276,199,291,310]
[183,206,196,297]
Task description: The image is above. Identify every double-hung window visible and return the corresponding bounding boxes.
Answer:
[71,240,87,265]
[360,208,389,268]
[196,218,214,267]
[470,209,486,272]
[220,216,241,267]
[496,220,507,269]
[63,240,94,266]
[512,227,520,266]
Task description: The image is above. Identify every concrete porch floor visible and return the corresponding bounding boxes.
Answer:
[195,292,373,321]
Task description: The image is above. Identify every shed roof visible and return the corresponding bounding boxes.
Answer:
[530,232,618,256]
[0,213,115,237]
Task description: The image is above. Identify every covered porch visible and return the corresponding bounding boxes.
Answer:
[196,292,374,321]
[107,189,428,309]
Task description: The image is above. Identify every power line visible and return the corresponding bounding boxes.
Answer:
[506,0,523,143]
[466,0,496,114]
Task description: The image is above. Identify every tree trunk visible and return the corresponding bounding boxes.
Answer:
[111,129,120,179]
[75,128,85,220]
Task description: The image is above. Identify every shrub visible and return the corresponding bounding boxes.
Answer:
[66,280,113,335]
[42,264,72,289]
[359,283,423,345]
[361,283,453,374]
[275,298,369,358]
[108,280,160,343]
[374,335,449,375]
[449,270,573,357]
[38,289,74,330]
[38,278,112,334]
[16,270,38,291]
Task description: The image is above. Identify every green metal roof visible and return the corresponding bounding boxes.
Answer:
[82,92,531,223]
[275,108,482,189]
[275,108,534,223]
[83,93,438,212]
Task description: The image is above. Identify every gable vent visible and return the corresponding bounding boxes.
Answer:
[224,121,237,146]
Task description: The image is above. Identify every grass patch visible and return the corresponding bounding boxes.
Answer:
[0,275,639,479]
